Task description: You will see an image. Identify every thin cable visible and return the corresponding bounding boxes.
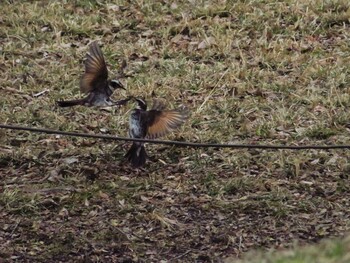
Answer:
[0,123,350,150]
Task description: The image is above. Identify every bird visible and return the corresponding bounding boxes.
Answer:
[125,98,189,168]
[56,41,128,107]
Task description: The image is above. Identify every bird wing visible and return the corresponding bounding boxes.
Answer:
[146,109,188,139]
[80,41,108,94]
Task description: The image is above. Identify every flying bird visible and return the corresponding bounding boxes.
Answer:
[56,41,128,107]
[125,98,189,168]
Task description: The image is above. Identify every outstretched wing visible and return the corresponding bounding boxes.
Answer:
[146,109,189,139]
[80,41,108,93]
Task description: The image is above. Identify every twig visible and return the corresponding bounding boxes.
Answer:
[173,250,191,260]
[33,89,49,97]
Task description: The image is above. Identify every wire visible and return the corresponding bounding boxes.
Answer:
[0,123,350,150]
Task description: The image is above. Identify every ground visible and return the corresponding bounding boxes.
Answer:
[1,0,350,262]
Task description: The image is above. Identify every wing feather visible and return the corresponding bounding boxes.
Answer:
[146,109,188,139]
[80,41,108,93]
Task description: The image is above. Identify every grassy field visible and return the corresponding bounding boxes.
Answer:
[233,235,350,263]
[1,0,350,262]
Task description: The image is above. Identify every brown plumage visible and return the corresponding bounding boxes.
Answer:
[125,98,189,168]
[56,41,127,107]
[79,41,108,94]
[147,109,188,139]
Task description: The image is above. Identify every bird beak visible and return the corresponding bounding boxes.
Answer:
[118,82,126,90]
[134,97,147,110]
[111,79,126,90]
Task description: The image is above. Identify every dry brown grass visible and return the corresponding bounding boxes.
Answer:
[1,0,350,262]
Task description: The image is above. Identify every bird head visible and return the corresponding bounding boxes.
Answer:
[135,98,147,111]
[109,79,125,90]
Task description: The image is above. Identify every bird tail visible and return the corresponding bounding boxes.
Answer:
[56,99,85,107]
[125,143,147,168]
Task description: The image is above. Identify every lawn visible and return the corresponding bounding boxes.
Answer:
[1,0,350,262]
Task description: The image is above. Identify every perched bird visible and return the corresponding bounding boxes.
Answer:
[125,98,189,168]
[56,41,127,107]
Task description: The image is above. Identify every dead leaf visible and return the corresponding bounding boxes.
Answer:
[171,34,183,43]
[198,40,207,49]
[140,195,149,202]
[198,37,216,49]
[59,207,69,218]
[99,191,110,200]
[63,157,79,164]
[107,4,120,12]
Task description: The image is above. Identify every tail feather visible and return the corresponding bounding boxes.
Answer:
[56,99,85,107]
[125,143,147,168]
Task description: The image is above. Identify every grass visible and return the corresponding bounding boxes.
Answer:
[232,235,350,263]
[1,0,350,261]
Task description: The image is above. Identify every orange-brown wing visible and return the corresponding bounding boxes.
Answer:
[80,41,108,94]
[146,109,188,139]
